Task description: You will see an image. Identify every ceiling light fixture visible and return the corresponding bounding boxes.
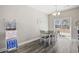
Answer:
[52,5,61,16]
[52,11,60,16]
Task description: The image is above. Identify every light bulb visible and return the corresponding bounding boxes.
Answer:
[52,12,57,16]
[57,12,60,15]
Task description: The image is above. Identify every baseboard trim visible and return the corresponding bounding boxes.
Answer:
[0,48,6,52]
[18,37,40,47]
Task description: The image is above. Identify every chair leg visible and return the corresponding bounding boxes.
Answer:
[50,38,52,45]
[43,39,46,48]
[40,39,44,45]
[43,39,49,48]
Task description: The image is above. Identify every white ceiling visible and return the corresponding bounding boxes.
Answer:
[29,5,78,14]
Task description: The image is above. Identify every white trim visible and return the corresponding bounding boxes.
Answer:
[7,47,17,51]
[18,37,40,47]
[0,48,6,52]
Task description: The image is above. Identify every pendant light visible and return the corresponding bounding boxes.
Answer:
[52,5,61,16]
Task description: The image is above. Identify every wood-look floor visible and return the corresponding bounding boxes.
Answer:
[1,39,79,53]
[8,40,56,53]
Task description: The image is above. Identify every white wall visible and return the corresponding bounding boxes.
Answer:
[0,5,48,45]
